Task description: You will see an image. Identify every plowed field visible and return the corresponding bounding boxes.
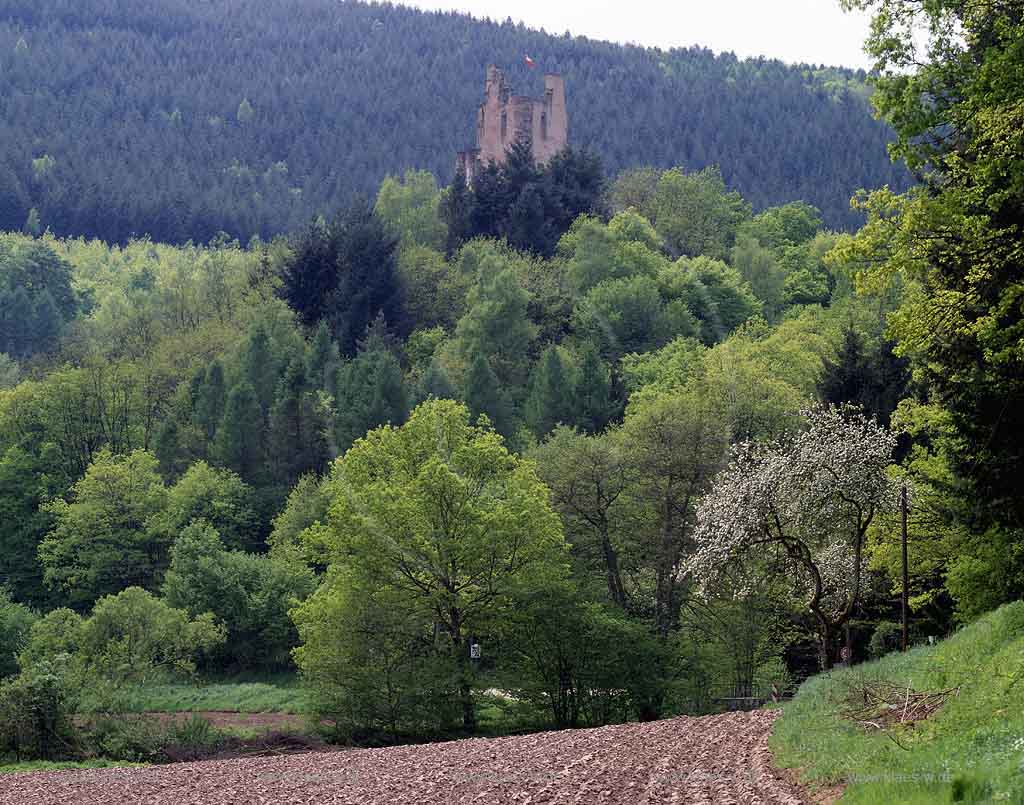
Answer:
[0,709,806,804]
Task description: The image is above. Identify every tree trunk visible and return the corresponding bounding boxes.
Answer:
[818,625,833,671]
[448,608,476,733]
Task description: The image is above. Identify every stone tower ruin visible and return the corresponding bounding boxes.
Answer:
[455,65,568,184]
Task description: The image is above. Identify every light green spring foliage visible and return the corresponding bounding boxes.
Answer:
[294,400,570,734]
[651,166,752,261]
[396,244,469,330]
[20,587,224,684]
[153,461,257,552]
[573,274,700,360]
[772,601,1024,804]
[452,261,536,392]
[658,255,762,344]
[561,211,666,294]
[162,521,316,669]
[0,590,36,679]
[621,301,847,440]
[374,169,447,252]
[39,450,169,607]
[309,399,568,618]
[37,450,268,607]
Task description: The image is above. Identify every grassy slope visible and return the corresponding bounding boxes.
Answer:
[77,672,308,715]
[771,601,1024,803]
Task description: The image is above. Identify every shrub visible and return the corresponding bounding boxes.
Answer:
[20,589,224,684]
[0,659,78,761]
[0,589,36,678]
[163,521,316,670]
[79,587,225,682]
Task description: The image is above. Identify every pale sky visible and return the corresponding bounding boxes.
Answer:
[401,0,875,69]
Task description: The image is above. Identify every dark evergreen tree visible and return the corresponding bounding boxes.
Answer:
[269,358,328,484]
[306,320,340,391]
[153,418,187,480]
[524,346,574,439]
[0,0,908,243]
[329,201,404,356]
[213,382,265,481]
[242,323,280,417]
[421,359,457,401]
[334,344,409,454]
[195,360,227,441]
[463,349,511,437]
[442,169,475,257]
[818,327,910,428]
[574,341,616,434]
[279,217,341,328]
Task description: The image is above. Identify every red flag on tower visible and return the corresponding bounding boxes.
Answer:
[524,55,536,68]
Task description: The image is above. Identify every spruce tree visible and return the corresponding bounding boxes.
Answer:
[463,350,510,436]
[421,359,456,401]
[213,382,265,481]
[574,341,615,434]
[243,323,278,416]
[280,216,342,328]
[329,200,404,356]
[442,169,475,257]
[154,419,187,480]
[269,358,327,483]
[306,320,340,391]
[195,360,226,441]
[334,345,409,454]
[524,346,574,439]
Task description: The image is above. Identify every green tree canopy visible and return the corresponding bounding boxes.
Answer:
[295,399,568,730]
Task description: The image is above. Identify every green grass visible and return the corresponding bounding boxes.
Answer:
[78,672,308,714]
[771,601,1024,803]
[0,759,144,775]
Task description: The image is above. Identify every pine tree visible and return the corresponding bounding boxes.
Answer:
[574,341,616,433]
[463,350,510,437]
[334,346,409,453]
[524,346,574,438]
[195,360,227,441]
[269,358,328,483]
[329,201,404,356]
[421,358,456,401]
[243,323,278,416]
[817,327,869,411]
[441,169,475,257]
[280,217,342,328]
[154,419,187,480]
[306,320,340,391]
[213,383,265,481]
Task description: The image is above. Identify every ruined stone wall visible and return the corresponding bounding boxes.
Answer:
[455,66,567,182]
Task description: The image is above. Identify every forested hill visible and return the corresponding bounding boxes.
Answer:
[0,0,908,244]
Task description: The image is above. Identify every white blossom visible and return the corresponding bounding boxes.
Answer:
[685,404,899,662]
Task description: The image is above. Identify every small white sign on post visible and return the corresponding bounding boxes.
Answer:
[470,643,482,660]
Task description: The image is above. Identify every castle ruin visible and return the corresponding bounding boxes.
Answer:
[455,65,568,184]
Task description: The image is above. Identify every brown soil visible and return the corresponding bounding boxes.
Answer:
[1,709,809,804]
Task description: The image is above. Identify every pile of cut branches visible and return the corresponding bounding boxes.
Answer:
[837,680,960,736]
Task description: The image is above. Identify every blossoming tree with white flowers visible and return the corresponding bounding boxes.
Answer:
[686,405,899,669]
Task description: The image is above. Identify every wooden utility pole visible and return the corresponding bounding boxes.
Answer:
[901,482,909,652]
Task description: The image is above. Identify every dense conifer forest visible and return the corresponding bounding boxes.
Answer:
[1,4,1022,800]
[0,0,908,244]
